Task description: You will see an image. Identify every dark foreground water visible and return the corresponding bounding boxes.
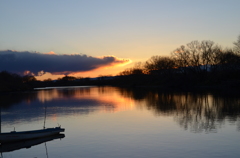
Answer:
[0,86,240,158]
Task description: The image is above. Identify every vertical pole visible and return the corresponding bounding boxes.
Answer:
[43,105,47,129]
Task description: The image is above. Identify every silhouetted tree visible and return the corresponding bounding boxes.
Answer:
[22,75,37,83]
[59,75,76,81]
[144,56,176,74]
[0,71,35,92]
[119,63,144,76]
[216,50,240,72]
[172,40,222,74]
[0,71,22,83]
[233,35,240,54]
[43,78,52,82]
[118,68,133,76]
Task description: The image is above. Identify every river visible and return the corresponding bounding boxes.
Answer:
[0,86,240,158]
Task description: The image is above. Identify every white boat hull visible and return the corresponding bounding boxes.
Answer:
[0,127,64,143]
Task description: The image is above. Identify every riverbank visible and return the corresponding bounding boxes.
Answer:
[1,70,240,95]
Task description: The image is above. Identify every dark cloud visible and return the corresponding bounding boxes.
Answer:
[0,50,131,75]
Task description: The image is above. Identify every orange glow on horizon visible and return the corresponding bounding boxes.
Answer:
[44,51,57,55]
[35,57,132,80]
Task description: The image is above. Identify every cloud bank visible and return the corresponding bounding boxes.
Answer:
[0,50,131,76]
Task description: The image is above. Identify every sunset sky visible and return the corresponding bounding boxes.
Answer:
[1,0,240,80]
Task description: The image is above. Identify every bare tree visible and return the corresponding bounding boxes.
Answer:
[233,35,240,53]
[216,50,240,72]
[144,56,176,74]
[172,45,190,68]
[172,40,222,74]
[118,62,144,76]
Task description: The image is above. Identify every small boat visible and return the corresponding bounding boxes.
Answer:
[0,127,65,143]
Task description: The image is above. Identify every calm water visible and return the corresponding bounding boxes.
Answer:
[0,86,240,158]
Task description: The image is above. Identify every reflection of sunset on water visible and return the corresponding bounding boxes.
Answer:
[33,86,239,134]
[50,114,57,121]
[38,89,60,103]
[37,87,135,113]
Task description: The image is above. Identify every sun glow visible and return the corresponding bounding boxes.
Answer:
[33,54,132,80]
[44,51,57,55]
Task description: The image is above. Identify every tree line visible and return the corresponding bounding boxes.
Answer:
[116,35,240,89]
[1,35,240,92]
[0,71,37,92]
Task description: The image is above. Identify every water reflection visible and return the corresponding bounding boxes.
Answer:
[1,86,240,133]
[118,88,240,133]
[0,134,64,153]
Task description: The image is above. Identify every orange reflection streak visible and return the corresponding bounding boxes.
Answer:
[38,89,60,103]
[50,114,57,121]
[37,87,135,113]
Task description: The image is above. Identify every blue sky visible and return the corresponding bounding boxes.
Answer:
[1,0,240,79]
